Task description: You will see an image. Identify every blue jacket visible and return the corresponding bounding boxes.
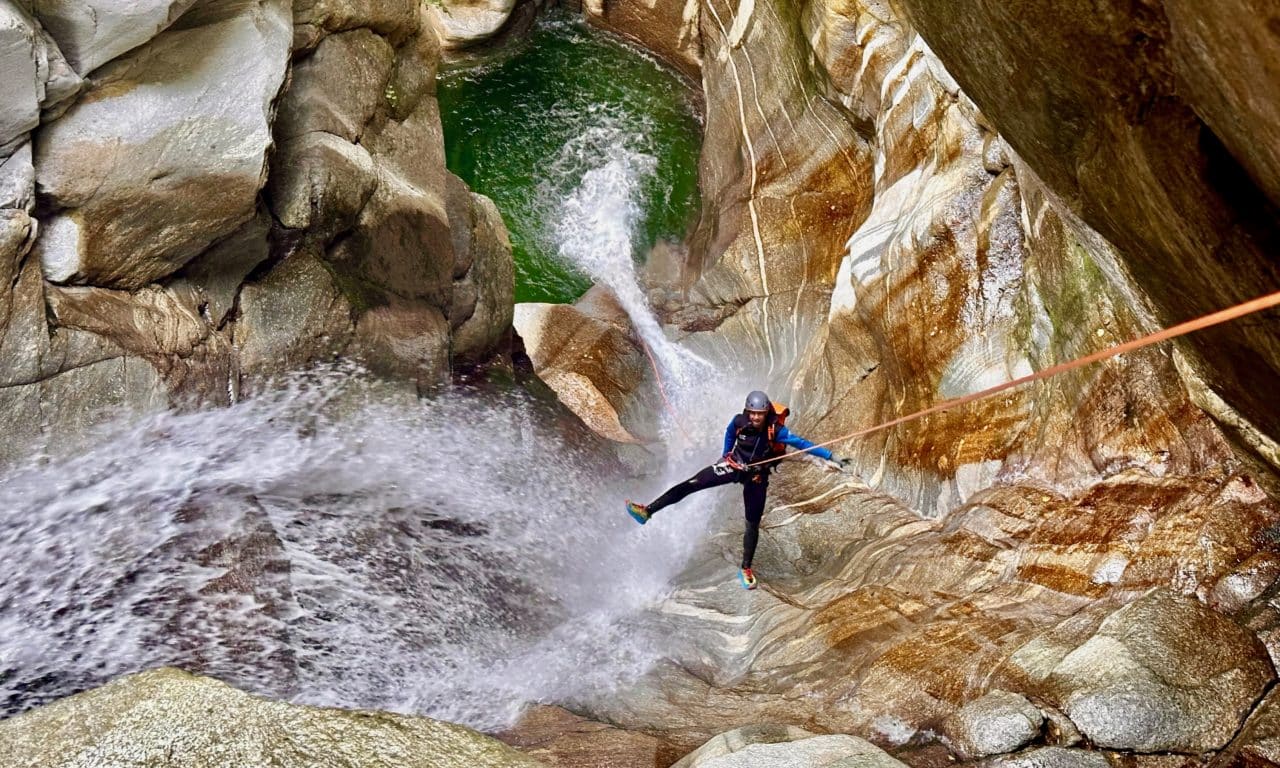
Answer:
[723,418,833,464]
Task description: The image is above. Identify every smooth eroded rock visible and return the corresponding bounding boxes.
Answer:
[942,690,1044,759]
[513,298,650,444]
[32,0,198,75]
[582,0,702,79]
[892,0,1280,462]
[672,724,909,768]
[0,667,545,767]
[498,704,685,768]
[0,3,43,151]
[430,0,517,50]
[34,0,291,288]
[1046,589,1274,752]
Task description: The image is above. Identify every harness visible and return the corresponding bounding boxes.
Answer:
[729,402,791,469]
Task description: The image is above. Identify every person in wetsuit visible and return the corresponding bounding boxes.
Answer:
[625,390,854,589]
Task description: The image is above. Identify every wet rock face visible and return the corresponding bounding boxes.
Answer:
[0,668,544,768]
[0,0,515,459]
[580,0,702,79]
[891,0,1280,464]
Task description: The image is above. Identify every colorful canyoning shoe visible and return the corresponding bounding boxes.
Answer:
[738,567,758,590]
[626,500,650,525]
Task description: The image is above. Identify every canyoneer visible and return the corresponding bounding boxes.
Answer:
[625,391,855,590]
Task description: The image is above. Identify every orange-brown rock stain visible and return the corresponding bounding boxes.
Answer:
[868,231,1031,475]
[855,614,1036,723]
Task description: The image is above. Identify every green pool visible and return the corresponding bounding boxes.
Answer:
[437,12,703,304]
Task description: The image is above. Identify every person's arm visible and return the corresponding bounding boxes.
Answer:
[723,419,737,456]
[775,426,834,461]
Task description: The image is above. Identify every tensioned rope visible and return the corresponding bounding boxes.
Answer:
[638,290,1280,468]
[734,289,1280,469]
[639,338,697,445]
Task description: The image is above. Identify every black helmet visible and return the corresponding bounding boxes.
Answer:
[744,390,770,412]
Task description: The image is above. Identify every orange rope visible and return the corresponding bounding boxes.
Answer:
[740,289,1280,469]
[639,337,696,445]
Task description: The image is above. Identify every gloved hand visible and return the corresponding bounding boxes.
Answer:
[824,456,856,472]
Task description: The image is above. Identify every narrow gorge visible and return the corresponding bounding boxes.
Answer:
[1,1,1278,767]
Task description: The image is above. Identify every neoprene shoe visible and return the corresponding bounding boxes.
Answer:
[739,567,758,590]
[626,500,650,525]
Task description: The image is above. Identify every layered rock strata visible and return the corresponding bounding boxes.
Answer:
[494,1,1280,764]
[891,0,1280,470]
[0,0,515,464]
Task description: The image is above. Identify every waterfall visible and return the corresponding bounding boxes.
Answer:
[537,116,725,446]
[0,373,722,729]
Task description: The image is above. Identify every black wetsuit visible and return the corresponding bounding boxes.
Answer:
[644,414,789,569]
[645,461,769,569]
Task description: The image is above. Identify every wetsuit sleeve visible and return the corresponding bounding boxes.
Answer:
[723,419,737,456]
[775,426,833,461]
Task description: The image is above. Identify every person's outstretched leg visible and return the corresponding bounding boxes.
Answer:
[738,474,768,588]
[628,463,740,524]
[646,463,739,516]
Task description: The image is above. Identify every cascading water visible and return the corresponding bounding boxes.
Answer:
[540,114,725,443]
[0,12,760,734]
[0,373,724,728]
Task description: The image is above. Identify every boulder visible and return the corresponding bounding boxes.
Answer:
[984,747,1111,768]
[450,185,513,365]
[292,0,419,51]
[498,704,685,768]
[513,297,651,444]
[0,4,44,152]
[0,667,545,767]
[33,0,291,288]
[672,724,909,768]
[272,28,395,144]
[234,253,354,380]
[267,132,379,238]
[941,690,1044,759]
[1044,589,1274,752]
[31,0,198,75]
[430,0,518,50]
